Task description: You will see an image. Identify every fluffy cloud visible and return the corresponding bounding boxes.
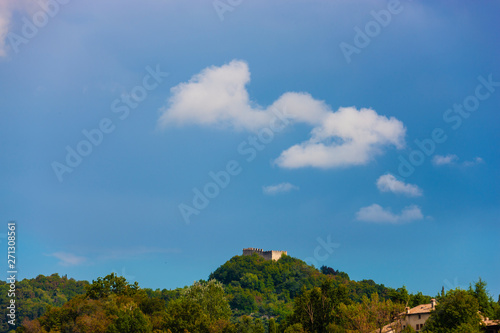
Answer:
[159,60,271,131]
[263,182,299,195]
[159,60,406,169]
[48,252,87,266]
[376,173,422,196]
[356,204,423,224]
[275,107,405,168]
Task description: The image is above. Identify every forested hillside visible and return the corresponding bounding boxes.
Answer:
[0,274,88,333]
[208,253,423,320]
[4,254,500,333]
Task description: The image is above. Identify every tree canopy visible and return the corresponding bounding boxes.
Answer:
[9,256,500,333]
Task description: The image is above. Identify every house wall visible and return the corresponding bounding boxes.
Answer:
[404,313,431,331]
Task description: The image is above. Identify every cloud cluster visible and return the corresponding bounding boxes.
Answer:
[356,204,423,224]
[158,61,419,226]
[433,154,484,167]
[262,182,299,195]
[376,173,422,196]
[159,60,406,169]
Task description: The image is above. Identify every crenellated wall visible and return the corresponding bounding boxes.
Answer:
[242,248,287,261]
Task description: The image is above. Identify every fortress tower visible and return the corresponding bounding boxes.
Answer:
[242,248,287,261]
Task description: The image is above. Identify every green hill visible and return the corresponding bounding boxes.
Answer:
[209,253,411,320]
[0,273,88,333]
[7,254,498,333]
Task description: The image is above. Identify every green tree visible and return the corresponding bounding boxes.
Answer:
[268,318,277,333]
[164,297,209,333]
[468,278,494,318]
[253,318,265,333]
[423,289,481,333]
[288,281,350,332]
[183,280,232,321]
[409,292,431,308]
[494,295,500,320]
[86,273,140,299]
[164,279,231,332]
[388,286,410,305]
[284,323,306,333]
[241,273,260,290]
[107,307,152,333]
[340,293,403,333]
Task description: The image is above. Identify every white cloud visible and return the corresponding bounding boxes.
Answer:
[462,157,484,167]
[276,107,405,168]
[158,60,406,169]
[263,182,299,195]
[0,2,11,57]
[0,0,45,57]
[433,154,484,167]
[356,204,423,224]
[159,60,272,131]
[433,154,458,165]
[48,252,87,266]
[376,173,422,197]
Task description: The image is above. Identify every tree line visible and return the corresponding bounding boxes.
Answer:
[2,254,499,333]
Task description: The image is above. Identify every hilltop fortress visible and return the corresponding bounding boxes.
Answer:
[242,248,287,261]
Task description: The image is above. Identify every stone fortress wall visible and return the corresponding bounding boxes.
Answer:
[242,247,287,261]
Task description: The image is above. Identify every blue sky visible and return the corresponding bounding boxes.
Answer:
[1,0,499,298]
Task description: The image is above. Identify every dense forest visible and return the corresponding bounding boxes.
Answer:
[1,253,499,333]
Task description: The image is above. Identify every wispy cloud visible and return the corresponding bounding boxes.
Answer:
[158,60,406,169]
[263,182,299,195]
[48,252,87,267]
[432,154,459,166]
[356,204,423,224]
[376,173,422,197]
[97,247,181,261]
[46,247,180,266]
[433,154,484,167]
[462,157,484,167]
[0,2,12,57]
[0,0,36,57]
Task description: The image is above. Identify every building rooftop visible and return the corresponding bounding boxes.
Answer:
[406,303,433,315]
